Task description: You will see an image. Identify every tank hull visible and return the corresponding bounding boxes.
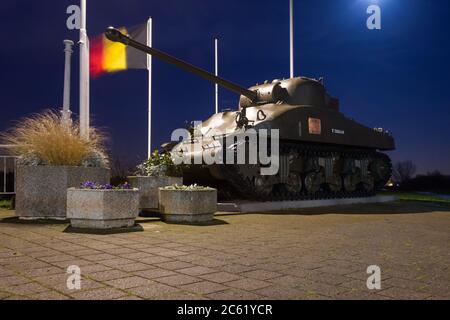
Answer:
[172,103,394,201]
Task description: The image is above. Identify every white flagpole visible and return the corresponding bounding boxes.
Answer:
[147,17,153,159]
[214,37,219,114]
[289,0,294,78]
[86,35,90,134]
[62,40,74,125]
[79,0,90,139]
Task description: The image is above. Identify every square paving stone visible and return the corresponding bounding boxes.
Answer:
[39,255,76,263]
[377,286,432,300]
[158,291,207,300]
[224,278,271,291]
[177,266,217,276]
[3,282,49,295]
[82,253,117,262]
[32,291,71,300]
[129,283,180,299]
[52,259,94,269]
[88,270,130,281]
[134,268,178,279]
[118,252,154,260]
[49,277,105,294]
[206,288,263,300]
[99,258,136,267]
[155,274,202,286]
[115,295,143,300]
[153,250,188,258]
[139,256,174,265]
[77,264,112,274]
[218,264,255,274]
[27,250,65,258]
[0,275,31,287]
[241,270,283,281]
[22,266,64,278]
[0,267,15,277]
[153,261,194,271]
[105,276,153,290]
[254,285,307,299]
[180,281,228,295]
[200,272,243,284]
[301,282,351,298]
[71,287,128,300]
[115,263,153,272]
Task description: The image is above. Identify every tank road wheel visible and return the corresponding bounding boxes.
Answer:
[361,175,375,192]
[343,169,361,192]
[285,172,303,194]
[254,176,273,197]
[304,171,325,194]
[327,175,342,193]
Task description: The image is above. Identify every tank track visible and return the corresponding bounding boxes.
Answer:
[218,142,392,201]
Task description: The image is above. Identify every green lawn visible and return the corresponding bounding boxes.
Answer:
[0,199,12,209]
[380,191,450,203]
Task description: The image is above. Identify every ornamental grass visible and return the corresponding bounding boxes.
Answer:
[0,110,108,167]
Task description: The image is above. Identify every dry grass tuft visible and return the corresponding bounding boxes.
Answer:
[1,110,108,167]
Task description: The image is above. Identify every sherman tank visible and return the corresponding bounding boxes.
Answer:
[106,27,395,201]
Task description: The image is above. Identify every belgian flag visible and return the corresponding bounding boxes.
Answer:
[90,24,148,77]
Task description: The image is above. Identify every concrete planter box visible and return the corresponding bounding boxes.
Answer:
[159,188,217,223]
[127,176,183,211]
[16,165,110,219]
[67,188,139,229]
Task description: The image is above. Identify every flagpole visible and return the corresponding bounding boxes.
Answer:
[79,0,90,139]
[147,17,153,159]
[289,0,294,78]
[214,37,219,114]
[62,40,74,125]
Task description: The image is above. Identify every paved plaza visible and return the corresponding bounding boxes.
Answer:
[0,201,449,300]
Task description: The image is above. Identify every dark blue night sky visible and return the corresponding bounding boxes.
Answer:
[1,0,449,173]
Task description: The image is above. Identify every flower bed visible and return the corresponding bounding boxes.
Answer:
[67,182,139,230]
[159,184,217,223]
[16,165,109,219]
[128,150,183,211]
[1,110,110,219]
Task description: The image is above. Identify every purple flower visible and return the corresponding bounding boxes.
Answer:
[81,181,131,190]
[120,182,131,190]
[82,181,96,189]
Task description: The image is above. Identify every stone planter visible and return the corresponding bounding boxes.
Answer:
[67,188,139,229]
[15,165,110,219]
[127,176,183,211]
[159,188,217,223]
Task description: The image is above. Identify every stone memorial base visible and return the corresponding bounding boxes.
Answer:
[218,195,398,213]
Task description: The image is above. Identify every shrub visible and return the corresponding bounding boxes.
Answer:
[0,110,108,167]
[135,150,182,177]
[162,184,213,191]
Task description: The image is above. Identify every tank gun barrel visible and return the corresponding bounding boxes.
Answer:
[105,27,257,102]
